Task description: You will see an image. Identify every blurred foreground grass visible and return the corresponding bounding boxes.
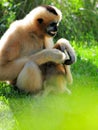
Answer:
[0,79,98,130]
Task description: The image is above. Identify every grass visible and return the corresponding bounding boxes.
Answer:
[0,41,98,130]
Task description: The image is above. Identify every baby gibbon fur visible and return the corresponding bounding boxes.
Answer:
[0,5,76,93]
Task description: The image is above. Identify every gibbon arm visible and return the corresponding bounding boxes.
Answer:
[0,47,68,81]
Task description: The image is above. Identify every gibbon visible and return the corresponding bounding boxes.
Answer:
[0,5,76,93]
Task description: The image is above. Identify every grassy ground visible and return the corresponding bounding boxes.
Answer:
[0,42,98,130]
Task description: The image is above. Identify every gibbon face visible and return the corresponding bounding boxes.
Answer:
[46,21,59,36]
[24,5,62,37]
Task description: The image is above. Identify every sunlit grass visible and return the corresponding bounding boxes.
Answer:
[0,42,98,130]
[1,78,98,130]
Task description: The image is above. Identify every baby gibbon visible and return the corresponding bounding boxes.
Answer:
[0,5,76,93]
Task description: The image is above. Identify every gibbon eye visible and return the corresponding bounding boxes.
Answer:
[37,18,43,24]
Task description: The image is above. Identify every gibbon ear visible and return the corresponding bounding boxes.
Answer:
[37,18,43,24]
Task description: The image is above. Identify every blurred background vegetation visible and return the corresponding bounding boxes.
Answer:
[0,0,98,43]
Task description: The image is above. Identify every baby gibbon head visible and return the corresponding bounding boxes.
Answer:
[24,5,62,37]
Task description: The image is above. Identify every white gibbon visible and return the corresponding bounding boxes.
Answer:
[0,5,76,93]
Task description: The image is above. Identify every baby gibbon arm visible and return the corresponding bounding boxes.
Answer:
[54,38,76,65]
[53,38,76,84]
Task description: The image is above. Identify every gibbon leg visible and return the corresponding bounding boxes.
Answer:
[44,74,71,95]
[43,64,71,94]
[16,61,42,93]
[64,65,73,84]
[56,74,71,94]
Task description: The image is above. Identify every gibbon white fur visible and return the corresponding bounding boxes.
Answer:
[0,5,76,93]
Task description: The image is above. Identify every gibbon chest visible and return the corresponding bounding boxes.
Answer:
[20,38,45,57]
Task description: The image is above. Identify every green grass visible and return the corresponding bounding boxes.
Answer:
[0,42,98,130]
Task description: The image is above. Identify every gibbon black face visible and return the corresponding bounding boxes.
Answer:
[46,22,59,37]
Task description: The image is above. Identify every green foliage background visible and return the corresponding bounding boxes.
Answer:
[0,0,98,42]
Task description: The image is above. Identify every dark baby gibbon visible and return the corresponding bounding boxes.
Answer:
[0,5,76,94]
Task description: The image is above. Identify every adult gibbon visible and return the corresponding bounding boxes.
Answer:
[0,5,76,93]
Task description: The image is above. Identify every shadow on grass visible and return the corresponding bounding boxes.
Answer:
[0,82,28,98]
